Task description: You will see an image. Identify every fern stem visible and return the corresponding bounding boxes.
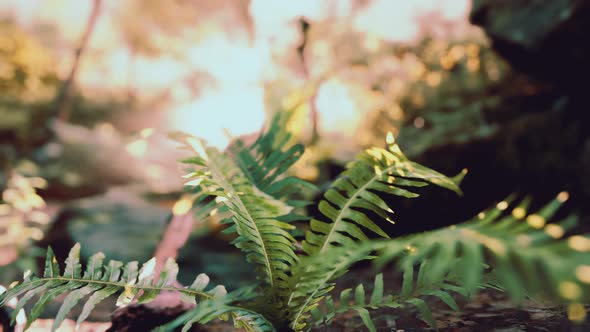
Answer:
[20,277,213,299]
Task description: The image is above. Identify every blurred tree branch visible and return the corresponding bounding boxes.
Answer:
[55,0,103,122]
[297,18,321,145]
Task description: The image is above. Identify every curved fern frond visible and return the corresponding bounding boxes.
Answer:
[374,194,590,304]
[230,111,316,205]
[181,138,298,305]
[0,244,223,331]
[310,273,464,331]
[291,138,462,328]
[302,138,463,255]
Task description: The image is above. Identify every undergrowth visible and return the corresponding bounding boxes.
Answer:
[1,111,589,331]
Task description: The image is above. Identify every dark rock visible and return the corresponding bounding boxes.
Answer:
[470,0,590,88]
[388,72,590,236]
[383,2,590,235]
[108,303,194,332]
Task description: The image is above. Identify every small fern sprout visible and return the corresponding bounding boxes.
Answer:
[1,112,589,331]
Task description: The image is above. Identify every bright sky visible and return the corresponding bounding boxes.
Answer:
[1,0,469,148]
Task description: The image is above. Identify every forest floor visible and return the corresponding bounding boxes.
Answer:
[21,273,587,332]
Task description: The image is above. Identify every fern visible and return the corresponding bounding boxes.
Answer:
[288,238,468,330]
[229,110,315,204]
[373,195,590,304]
[180,137,299,318]
[2,114,589,332]
[309,274,392,332]
[308,273,464,331]
[301,195,590,330]
[158,296,276,332]
[0,244,225,331]
[289,137,464,329]
[302,138,464,254]
[288,244,377,330]
[179,111,315,218]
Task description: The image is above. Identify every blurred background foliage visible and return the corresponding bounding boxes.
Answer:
[1,0,589,330]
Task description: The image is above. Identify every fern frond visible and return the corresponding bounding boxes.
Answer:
[309,274,390,332]
[287,244,465,330]
[158,293,276,332]
[230,111,316,204]
[0,244,223,331]
[181,138,298,308]
[374,194,590,305]
[302,139,463,255]
[309,273,463,331]
[287,244,379,330]
[290,139,462,329]
[294,194,589,330]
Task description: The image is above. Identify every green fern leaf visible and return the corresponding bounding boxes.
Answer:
[422,289,459,311]
[115,261,140,306]
[63,243,82,278]
[303,141,463,255]
[354,307,377,332]
[180,304,275,332]
[405,298,435,327]
[158,289,274,332]
[369,273,384,305]
[10,280,60,325]
[180,137,300,317]
[302,194,588,330]
[44,246,60,277]
[27,281,82,330]
[310,272,461,330]
[344,194,590,331]
[180,110,314,222]
[288,245,378,330]
[0,244,222,331]
[76,286,119,328]
[230,111,316,203]
[289,140,461,330]
[308,274,395,331]
[54,283,103,331]
[180,273,210,305]
[374,194,590,304]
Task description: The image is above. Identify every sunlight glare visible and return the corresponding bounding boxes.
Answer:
[172,196,193,216]
[568,236,590,252]
[126,139,148,157]
[171,87,266,149]
[316,79,358,135]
